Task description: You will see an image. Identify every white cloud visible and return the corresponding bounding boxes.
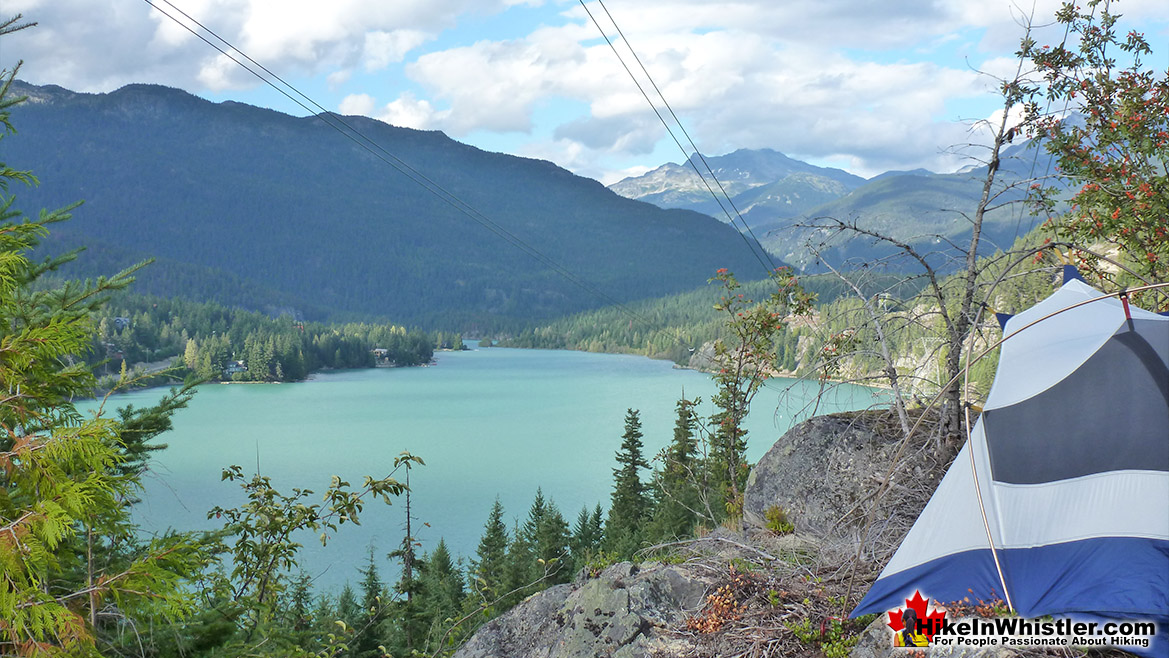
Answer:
[5,0,1163,179]
[962,101,1029,151]
[514,137,632,183]
[598,163,654,186]
[361,29,429,71]
[403,33,577,134]
[4,0,521,92]
[338,92,376,116]
[327,69,353,89]
[375,91,446,130]
[386,14,992,174]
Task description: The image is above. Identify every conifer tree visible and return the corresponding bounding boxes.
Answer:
[533,500,571,584]
[501,489,568,605]
[513,489,548,586]
[590,503,604,544]
[418,539,465,651]
[336,584,361,628]
[285,572,316,648]
[354,549,388,657]
[605,409,651,557]
[501,519,532,609]
[113,382,196,480]
[0,29,204,654]
[569,505,601,567]
[470,498,509,607]
[649,397,702,540]
[521,488,547,541]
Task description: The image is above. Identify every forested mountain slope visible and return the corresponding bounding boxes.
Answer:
[7,81,769,327]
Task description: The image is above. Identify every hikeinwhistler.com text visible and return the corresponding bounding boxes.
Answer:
[920,617,1157,649]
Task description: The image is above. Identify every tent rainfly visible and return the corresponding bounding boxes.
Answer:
[853,272,1168,658]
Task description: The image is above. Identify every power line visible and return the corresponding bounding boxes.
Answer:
[143,0,650,324]
[594,0,779,272]
[579,0,779,277]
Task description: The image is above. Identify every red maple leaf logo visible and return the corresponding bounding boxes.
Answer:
[887,591,947,642]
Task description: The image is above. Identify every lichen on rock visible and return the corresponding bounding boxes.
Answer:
[453,562,712,658]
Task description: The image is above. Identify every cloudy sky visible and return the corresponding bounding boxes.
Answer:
[4,0,1166,183]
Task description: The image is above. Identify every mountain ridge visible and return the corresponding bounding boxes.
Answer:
[609,148,866,221]
[609,145,1040,269]
[6,80,773,327]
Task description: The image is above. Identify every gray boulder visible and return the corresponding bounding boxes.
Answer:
[744,410,948,559]
[453,562,711,658]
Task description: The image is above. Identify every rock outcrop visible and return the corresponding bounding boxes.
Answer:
[744,410,950,559]
[453,562,712,658]
[686,341,719,372]
[455,410,957,658]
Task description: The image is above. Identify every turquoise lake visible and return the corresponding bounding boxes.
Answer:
[94,346,884,591]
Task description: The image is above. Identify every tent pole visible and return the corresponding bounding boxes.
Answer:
[964,403,1016,612]
[964,301,1016,613]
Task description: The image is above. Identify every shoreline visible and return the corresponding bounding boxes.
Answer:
[90,360,437,401]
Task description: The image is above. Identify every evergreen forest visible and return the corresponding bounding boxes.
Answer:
[83,289,451,388]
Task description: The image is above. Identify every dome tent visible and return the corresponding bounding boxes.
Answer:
[852,272,1168,658]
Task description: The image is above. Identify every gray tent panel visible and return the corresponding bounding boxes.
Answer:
[985,319,1169,485]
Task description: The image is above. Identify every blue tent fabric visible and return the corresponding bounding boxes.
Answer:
[1064,264,1086,284]
[858,538,1169,619]
[853,279,1169,658]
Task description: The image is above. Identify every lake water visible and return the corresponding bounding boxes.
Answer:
[93,346,884,591]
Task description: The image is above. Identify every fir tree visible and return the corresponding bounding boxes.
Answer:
[282,571,320,651]
[512,489,548,587]
[418,539,465,651]
[336,584,361,628]
[501,519,531,609]
[605,409,651,557]
[533,500,571,585]
[469,498,509,607]
[354,549,388,658]
[520,488,548,546]
[649,397,702,540]
[569,505,602,568]
[501,489,563,606]
[709,378,751,519]
[590,503,604,545]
